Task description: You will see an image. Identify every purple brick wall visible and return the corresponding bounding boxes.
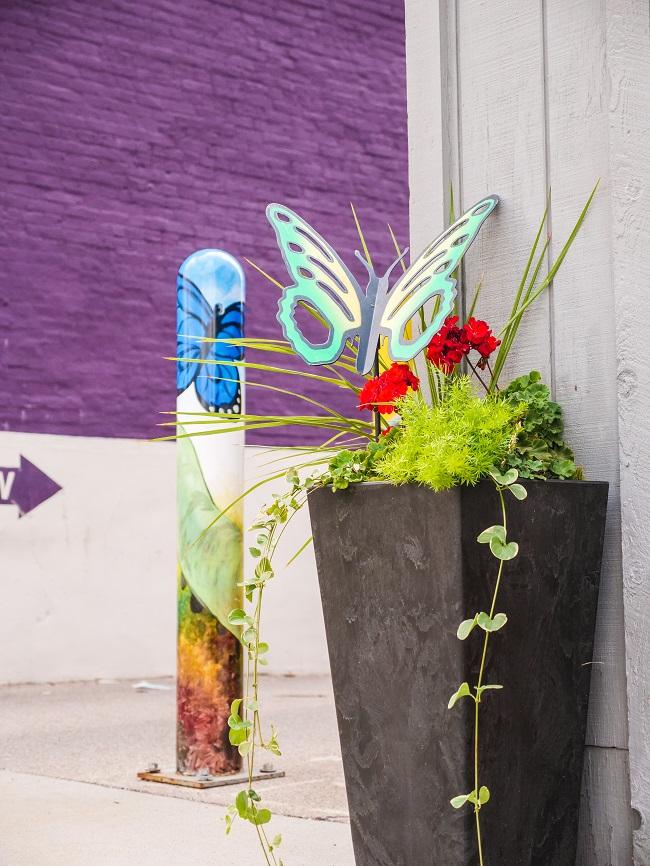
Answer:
[0,0,408,444]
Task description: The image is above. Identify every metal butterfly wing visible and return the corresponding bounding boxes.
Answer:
[269,195,498,374]
[378,196,499,363]
[267,204,364,366]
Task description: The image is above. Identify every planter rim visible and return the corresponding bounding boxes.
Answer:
[319,478,609,490]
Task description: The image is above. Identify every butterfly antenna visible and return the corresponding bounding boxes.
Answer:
[384,247,410,281]
[354,249,375,278]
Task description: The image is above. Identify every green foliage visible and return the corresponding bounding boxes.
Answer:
[324,438,390,491]
[374,379,522,491]
[500,371,581,480]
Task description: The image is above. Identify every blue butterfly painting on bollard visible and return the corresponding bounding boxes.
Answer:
[176,251,245,413]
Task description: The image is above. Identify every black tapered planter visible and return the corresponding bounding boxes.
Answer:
[309,479,608,866]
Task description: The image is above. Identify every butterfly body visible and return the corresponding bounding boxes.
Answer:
[268,196,499,374]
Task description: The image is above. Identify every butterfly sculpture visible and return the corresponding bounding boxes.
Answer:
[177,267,244,413]
[268,196,499,374]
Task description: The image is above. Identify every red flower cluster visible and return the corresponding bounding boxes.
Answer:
[426,316,500,373]
[464,317,501,362]
[358,363,419,414]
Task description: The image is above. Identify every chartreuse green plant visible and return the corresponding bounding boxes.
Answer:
[163,187,597,866]
[374,380,522,490]
[448,468,526,866]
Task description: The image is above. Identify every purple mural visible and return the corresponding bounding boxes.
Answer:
[0,0,408,444]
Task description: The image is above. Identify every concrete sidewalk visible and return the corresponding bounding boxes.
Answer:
[0,675,354,866]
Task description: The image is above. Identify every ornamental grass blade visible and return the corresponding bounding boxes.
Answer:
[490,181,597,389]
[169,356,359,392]
[286,535,313,566]
[465,279,483,322]
[497,182,598,341]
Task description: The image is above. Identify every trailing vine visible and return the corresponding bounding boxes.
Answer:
[448,468,526,864]
[224,467,320,863]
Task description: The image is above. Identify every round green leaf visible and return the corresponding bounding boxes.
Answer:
[479,786,490,804]
[478,612,508,632]
[457,617,478,640]
[253,808,272,825]
[489,536,505,558]
[229,727,247,746]
[450,794,470,809]
[227,609,251,627]
[241,627,257,645]
[490,537,519,560]
[477,525,506,544]
[476,684,503,698]
[499,541,519,561]
[490,468,518,486]
[235,790,249,818]
[448,681,472,709]
[509,483,527,500]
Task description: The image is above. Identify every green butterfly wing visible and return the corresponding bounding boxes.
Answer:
[267,204,363,365]
[380,196,499,362]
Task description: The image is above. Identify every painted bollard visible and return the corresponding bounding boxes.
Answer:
[176,249,245,775]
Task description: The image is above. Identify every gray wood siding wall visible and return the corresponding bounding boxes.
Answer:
[405,1,650,863]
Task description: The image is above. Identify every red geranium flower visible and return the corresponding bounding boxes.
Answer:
[426,315,471,372]
[384,362,419,390]
[358,362,419,414]
[475,334,501,368]
[426,315,500,373]
[464,317,491,346]
[465,317,501,368]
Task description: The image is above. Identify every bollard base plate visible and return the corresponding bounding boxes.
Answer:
[137,768,285,789]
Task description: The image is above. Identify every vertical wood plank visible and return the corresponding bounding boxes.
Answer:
[605,0,650,860]
[544,1,633,861]
[454,0,552,385]
[545,0,626,743]
[405,0,449,253]
[405,0,460,393]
